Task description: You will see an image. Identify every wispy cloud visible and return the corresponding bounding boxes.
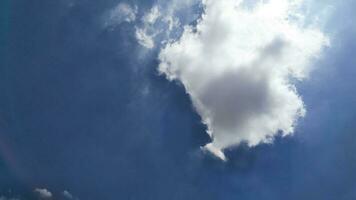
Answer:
[103,3,137,29]
[134,0,200,49]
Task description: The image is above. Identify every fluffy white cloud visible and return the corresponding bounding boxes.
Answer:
[34,188,53,199]
[159,0,329,160]
[104,3,137,28]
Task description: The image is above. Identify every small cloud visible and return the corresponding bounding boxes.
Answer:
[134,6,163,49]
[34,188,52,199]
[103,3,137,28]
[62,190,76,200]
[134,2,190,49]
[1,188,78,200]
[135,28,155,49]
[142,6,161,25]
[202,143,227,161]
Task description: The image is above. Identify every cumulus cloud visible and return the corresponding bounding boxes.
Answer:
[103,3,137,28]
[159,0,329,160]
[34,188,53,199]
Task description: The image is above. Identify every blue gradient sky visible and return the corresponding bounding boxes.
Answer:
[0,0,355,199]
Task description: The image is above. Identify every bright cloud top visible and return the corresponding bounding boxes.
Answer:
[159,0,329,160]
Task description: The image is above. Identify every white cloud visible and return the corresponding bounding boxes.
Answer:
[104,3,137,28]
[135,27,156,49]
[134,0,200,49]
[34,188,53,199]
[143,6,161,25]
[135,6,165,49]
[1,189,77,200]
[159,0,329,160]
[135,6,162,49]
[202,143,226,161]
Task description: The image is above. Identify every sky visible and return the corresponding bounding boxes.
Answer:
[0,0,355,200]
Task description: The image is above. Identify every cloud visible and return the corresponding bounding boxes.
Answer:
[158,0,329,160]
[134,6,162,49]
[34,188,53,199]
[103,3,137,28]
[0,189,77,200]
[135,27,156,49]
[62,190,77,200]
[143,6,161,25]
[135,6,163,49]
[62,191,73,199]
[134,0,200,49]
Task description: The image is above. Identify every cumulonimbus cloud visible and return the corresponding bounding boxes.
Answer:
[158,0,329,160]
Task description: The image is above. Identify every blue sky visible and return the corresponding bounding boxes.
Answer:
[0,0,355,200]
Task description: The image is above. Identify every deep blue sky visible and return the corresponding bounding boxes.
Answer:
[0,0,355,200]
